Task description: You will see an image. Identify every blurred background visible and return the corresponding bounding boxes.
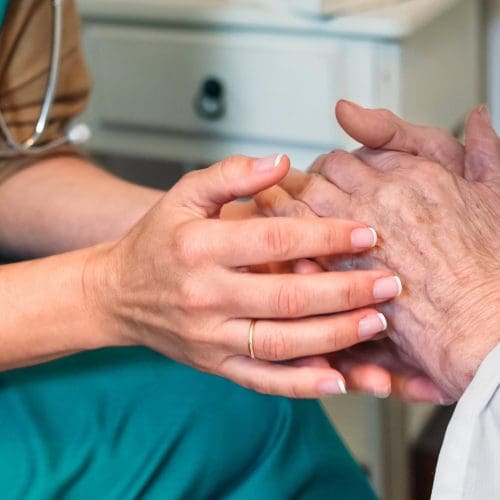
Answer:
[75,1,500,498]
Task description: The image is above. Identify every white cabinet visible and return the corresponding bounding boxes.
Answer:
[79,0,480,169]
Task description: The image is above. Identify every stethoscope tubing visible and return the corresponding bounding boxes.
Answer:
[0,0,66,157]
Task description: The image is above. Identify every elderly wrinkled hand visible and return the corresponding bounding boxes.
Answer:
[270,104,500,401]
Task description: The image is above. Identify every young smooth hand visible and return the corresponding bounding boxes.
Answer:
[84,154,401,398]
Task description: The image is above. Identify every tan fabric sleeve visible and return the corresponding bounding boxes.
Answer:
[0,0,91,184]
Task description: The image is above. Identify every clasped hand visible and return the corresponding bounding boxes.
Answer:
[84,153,401,398]
[257,101,500,402]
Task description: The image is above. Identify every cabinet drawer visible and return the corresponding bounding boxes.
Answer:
[84,26,378,148]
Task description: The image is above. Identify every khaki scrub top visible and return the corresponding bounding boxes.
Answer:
[0,0,90,184]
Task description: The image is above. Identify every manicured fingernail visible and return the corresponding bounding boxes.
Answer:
[373,276,403,300]
[254,154,285,171]
[374,385,392,399]
[338,379,348,394]
[359,313,388,338]
[274,154,285,167]
[351,227,378,249]
[319,379,347,395]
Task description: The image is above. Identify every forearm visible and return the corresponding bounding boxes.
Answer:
[0,244,118,370]
[0,156,163,259]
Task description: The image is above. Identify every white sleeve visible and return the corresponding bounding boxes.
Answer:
[431,343,500,500]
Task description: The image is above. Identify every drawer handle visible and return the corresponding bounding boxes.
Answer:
[194,77,226,121]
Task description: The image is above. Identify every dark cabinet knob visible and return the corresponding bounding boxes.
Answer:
[195,77,226,120]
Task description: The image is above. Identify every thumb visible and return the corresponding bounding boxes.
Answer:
[464,105,500,183]
[173,154,289,217]
[335,100,465,173]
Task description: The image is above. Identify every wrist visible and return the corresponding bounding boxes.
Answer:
[445,297,500,397]
[81,242,135,349]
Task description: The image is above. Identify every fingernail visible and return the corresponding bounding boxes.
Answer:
[359,313,388,338]
[338,379,347,394]
[438,397,455,407]
[339,99,361,109]
[351,227,378,249]
[374,385,392,399]
[319,379,347,395]
[478,104,491,124]
[373,276,403,300]
[254,154,285,171]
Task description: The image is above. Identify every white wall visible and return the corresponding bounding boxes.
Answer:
[487,0,500,131]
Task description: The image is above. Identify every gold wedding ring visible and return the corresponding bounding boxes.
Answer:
[248,319,257,359]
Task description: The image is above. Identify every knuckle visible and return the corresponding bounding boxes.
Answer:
[300,174,342,217]
[259,328,289,361]
[325,325,341,351]
[326,150,350,168]
[414,161,442,182]
[300,173,327,204]
[374,183,405,211]
[377,108,396,121]
[175,169,202,193]
[339,278,364,310]
[309,153,329,173]
[262,223,294,259]
[211,155,251,198]
[178,279,215,312]
[302,172,325,196]
[320,223,341,253]
[172,223,208,265]
[288,202,312,219]
[220,154,248,168]
[272,283,306,317]
[411,162,451,199]
[219,155,250,179]
[286,383,303,399]
[181,169,201,183]
[376,108,403,135]
[172,224,194,260]
[311,151,345,181]
[252,379,274,396]
[217,156,237,182]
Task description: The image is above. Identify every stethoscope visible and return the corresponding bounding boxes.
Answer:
[0,0,90,158]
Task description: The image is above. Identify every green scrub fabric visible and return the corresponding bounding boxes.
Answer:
[0,347,377,499]
[0,0,7,29]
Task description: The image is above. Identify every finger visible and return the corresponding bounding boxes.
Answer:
[254,185,317,218]
[282,169,351,218]
[354,147,422,172]
[289,356,331,369]
[293,259,324,274]
[228,309,388,362]
[335,100,465,173]
[220,355,347,398]
[172,154,290,218]
[341,363,392,398]
[220,200,259,220]
[208,217,378,267]
[289,356,393,397]
[278,168,312,198]
[228,270,402,319]
[314,150,379,195]
[392,375,453,404]
[465,105,500,183]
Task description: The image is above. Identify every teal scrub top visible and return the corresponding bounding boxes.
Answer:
[0,0,8,29]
